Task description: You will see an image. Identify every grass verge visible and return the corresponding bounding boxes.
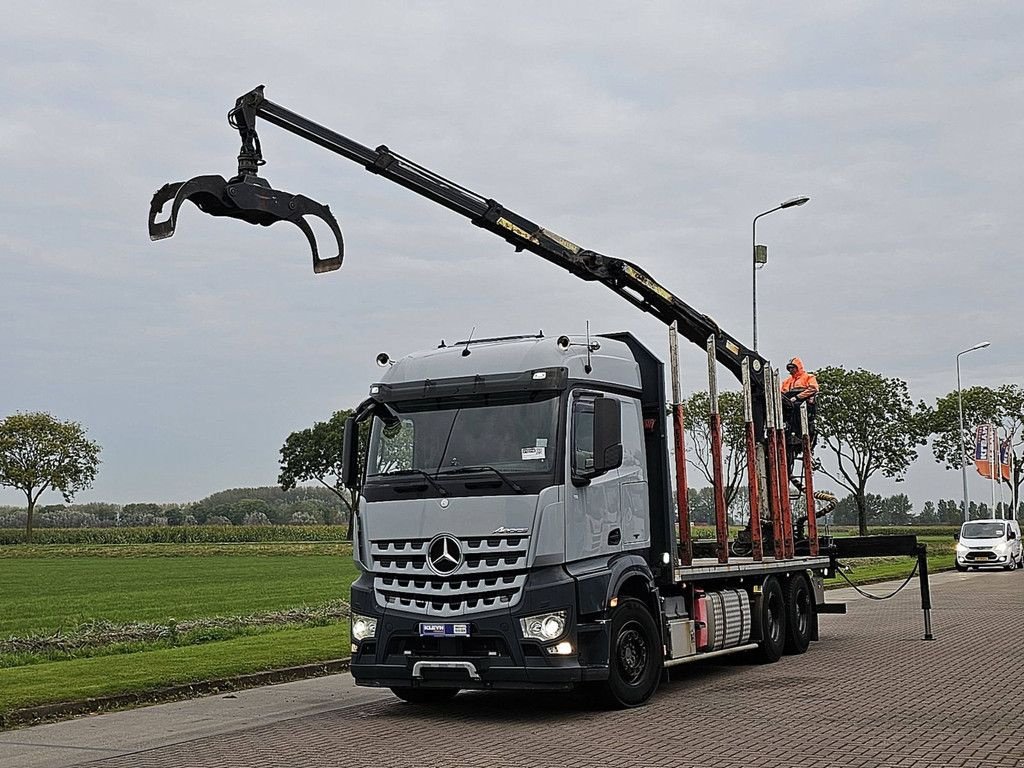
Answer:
[0,623,349,715]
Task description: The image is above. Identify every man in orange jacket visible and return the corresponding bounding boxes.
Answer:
[781,357,819,482]
[781,357,818,404]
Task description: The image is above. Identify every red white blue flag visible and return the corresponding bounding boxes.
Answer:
[974,424,993,479]
[999,438,1012,482]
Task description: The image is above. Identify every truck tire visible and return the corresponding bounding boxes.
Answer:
[754,576,787,663]
[600,598,662,708]
[782,574,814,655]
[389,687,460,704]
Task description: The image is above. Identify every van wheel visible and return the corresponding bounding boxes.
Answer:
[755,576,787,663]
[599,598,662,708]
[1005,557,1017,571]
[783,574,814,655]
[390,687,460,704]
[955,560,967,572]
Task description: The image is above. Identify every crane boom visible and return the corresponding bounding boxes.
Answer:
[149,85,771,435]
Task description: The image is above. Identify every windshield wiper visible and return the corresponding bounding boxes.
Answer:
[438,465,525,494]
[380,469,449,496]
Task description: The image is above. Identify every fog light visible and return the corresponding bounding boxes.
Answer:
[520,610,567,641]
[352,614,378,642]
[546,641,574,655]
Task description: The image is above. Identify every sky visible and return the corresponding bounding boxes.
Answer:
[2,2,1022,510]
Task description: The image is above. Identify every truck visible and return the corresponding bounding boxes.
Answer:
[150,86,933,707]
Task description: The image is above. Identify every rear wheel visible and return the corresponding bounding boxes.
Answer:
[755,576,787,663]
[599,598,662,708]
[390,687,460,704]
[783,574,814,655]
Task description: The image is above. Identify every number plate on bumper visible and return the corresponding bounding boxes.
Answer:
[419,623,471,637]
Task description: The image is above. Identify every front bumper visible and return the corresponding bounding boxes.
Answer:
[956,551,1010,567]
[349,569,610,690]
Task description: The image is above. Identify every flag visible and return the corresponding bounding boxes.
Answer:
[974,424,993,479]
[999,438,1012,482]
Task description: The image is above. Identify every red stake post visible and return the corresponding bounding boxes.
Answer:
[765,368,785,560]
[742,359,763,561]
[801,403,818,556]
[708,337,729,564]
[669,323,692,566]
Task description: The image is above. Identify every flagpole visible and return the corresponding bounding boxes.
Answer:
[990,423,997,519]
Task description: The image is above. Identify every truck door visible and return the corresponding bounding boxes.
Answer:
[566,391,622,561]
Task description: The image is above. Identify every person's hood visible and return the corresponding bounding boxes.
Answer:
[788,357,806,376]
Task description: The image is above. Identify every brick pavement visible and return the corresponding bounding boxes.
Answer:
[86,571,1024,768]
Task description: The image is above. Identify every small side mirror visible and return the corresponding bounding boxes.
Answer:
[1008,529,1017,540]
[953,532,960,541]
[341,415,360,490]
[592,397,623,475]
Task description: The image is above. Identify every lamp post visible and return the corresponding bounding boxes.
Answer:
[957,341,991,522]
[752,196,810,352]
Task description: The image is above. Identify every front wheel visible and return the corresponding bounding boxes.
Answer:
[599,598,662,708]
[390,687,460,704]
[955,560,967,572]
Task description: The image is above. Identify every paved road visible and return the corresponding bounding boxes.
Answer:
[2,570,1022,768]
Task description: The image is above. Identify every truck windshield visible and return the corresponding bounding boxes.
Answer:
[366,392,559,481]
[961,522,1005,539]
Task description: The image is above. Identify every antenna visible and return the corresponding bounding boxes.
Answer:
[585,321,593,374]
[461,326,476,356]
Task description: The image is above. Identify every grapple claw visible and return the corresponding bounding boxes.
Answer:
[148,174,344,273]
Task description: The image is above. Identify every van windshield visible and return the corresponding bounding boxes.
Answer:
[962,522,1005,539]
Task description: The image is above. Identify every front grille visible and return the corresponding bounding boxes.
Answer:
[966,551,995,561]
[384,635,512,658]
[370,535,529,617]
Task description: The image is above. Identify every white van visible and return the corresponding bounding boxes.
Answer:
[954,519,1023,571]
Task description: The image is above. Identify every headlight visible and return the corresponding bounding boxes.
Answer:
[520,610,567,641]
[351,614,378,642]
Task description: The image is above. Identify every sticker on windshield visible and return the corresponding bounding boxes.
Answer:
[522,446,546,460]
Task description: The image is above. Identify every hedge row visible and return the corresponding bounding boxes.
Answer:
[0,525,349,546]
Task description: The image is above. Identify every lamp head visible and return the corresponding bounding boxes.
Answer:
[781,196,810,208]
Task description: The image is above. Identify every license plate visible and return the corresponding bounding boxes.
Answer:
[419,622,471,637]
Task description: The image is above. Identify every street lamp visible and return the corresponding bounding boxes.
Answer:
[957,341,991,522]
[752,196,810,352]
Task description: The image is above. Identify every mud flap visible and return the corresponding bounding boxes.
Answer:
[149,174,344,273]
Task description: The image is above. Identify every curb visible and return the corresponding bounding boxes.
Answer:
[0,658,351,731]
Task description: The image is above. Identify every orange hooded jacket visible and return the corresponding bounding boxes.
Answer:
[781,357,818,400]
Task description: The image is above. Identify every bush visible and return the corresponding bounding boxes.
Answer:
[0,525,348,546]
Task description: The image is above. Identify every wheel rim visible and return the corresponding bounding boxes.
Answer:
[794,585,811,637]
[615,621,649,686]
[767,592,783,644]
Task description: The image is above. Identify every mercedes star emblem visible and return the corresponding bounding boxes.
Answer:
[427,534,463,575]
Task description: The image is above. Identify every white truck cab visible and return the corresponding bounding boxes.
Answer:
[954,519,1024,571]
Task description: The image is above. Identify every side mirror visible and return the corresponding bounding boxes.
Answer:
[1008,529,1017,540]
[341,415,360,490]
[592,397,623,475]
[953,532,959,541]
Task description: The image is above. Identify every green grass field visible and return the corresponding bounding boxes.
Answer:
[0,544,358,717]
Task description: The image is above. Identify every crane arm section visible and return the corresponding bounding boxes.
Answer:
[153,86,771,429]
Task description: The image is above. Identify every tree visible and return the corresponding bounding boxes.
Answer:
[918,500,937,524]
[879,493,913,526]
[0,412,101,539]
[682,391,748,513]
[814,368,929,535]
[279,410,364,540]
[928,384,1024,511]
